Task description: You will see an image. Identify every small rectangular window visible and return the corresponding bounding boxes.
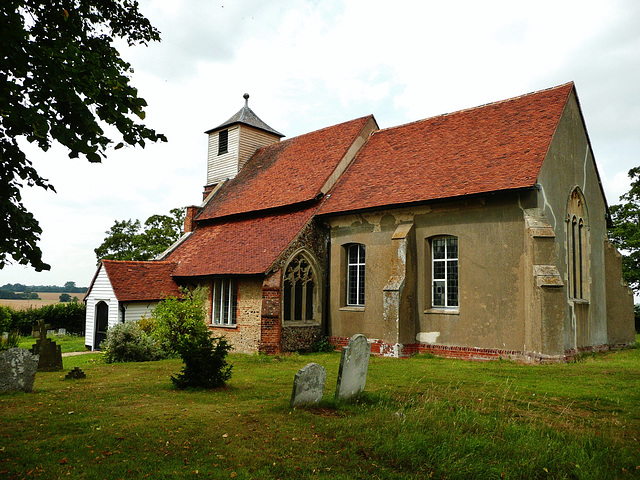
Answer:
[212,278,237,325]
[431,237,458,308]
[218,130,228,155]
[347,244,365,306]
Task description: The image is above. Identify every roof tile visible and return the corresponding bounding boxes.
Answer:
[197,115,374,221]
[102,260,181,302]
[168,206,317,276]
[319,83,574,215]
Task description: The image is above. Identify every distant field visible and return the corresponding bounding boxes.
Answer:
[0,292,85,310]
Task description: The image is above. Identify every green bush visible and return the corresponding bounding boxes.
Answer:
[0,306,11,333]
[171,334,232,389]
[311,336,336,352]
[102,321,168,363]
[8,302,86,335]
[152,287,232,389]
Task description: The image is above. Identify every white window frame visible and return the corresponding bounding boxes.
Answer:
[212,278,237,326]
[346,244,365,306]
[431,236,458,309]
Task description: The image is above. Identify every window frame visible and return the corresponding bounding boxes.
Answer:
[211,278,237,326]
[566,187,589,301]
[282,251,319,324]
[346,243,366,307]
[430,236,459,309]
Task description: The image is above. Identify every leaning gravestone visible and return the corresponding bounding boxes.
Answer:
[335,334,371,401]
[0,348,39,393]
[30,320,63,372]
[290,363,326,408]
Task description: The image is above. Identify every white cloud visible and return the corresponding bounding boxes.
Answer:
[2,0,639,287]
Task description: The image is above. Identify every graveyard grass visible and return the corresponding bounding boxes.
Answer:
[1,339,639,479]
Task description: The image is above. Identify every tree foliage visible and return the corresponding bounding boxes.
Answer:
[152,288,233,389]
[95,207,185,261]
[1,0,167,272]
[608,166,640,294]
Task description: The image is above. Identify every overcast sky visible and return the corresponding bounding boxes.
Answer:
[2,0,639,288]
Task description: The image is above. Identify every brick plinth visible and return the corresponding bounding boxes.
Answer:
[328,336,625,364]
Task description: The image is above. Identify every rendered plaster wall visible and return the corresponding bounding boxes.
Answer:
[326,212,407,344]
[206,277,263,354]
[604,240,636,345]
[413,194,530,352]
[536,90,633,350]
[326,194,530,353]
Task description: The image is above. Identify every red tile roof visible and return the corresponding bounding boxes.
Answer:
[102,260,182,302]
[319,83,574,215]
[167,206,318,277]
[197,115,374,221]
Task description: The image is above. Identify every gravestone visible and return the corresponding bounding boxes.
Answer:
[30,320,63,372]
[57,328,66,336]
[335,334,371,401]
[290,363,326,408]
[65,367,86,380]
[0,348,39,393]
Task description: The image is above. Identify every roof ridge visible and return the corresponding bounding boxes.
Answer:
[372,82,574,136]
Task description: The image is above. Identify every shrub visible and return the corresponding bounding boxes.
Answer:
[137,315,156,335]
[311,336,336,353]
[8,302,86,335]
[171,334,232,389]
[102,321,168,363]
[0,330,20,351]
[0,306,11,333]
[152,287,233,389]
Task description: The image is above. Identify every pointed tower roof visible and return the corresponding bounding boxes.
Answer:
[205,93,284,137]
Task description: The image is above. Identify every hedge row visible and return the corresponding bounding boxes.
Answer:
[0,302,85,335]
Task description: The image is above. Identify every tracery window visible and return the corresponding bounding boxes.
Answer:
[431,236,458,308]
[283,253,317,322]
[567,188,589,300]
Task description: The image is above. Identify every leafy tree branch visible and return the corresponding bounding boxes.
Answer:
[1,0,167,271]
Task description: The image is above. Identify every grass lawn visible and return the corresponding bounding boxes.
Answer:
[1,339,639,479]
[18,335,87,354]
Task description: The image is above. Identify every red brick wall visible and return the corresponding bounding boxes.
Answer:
[259,270,282,354]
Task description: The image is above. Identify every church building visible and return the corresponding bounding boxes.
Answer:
[84,83,635,362]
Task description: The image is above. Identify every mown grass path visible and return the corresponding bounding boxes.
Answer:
[1,342,639,479]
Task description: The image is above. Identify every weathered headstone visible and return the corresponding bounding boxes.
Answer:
[0,348,39,393]
[30,320,63,372]
[65,367,86,380]
[290,363,326,408]
[335,334,371,401]
[57,328,66,336]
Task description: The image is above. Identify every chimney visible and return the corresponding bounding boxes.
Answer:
[183,206,199,234]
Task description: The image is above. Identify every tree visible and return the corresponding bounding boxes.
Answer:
[95,207,185,261]
[1,1,167,272]
[59,293,71,302]
[608,166,640,295]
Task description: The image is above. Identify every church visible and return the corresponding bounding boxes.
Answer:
[84,83,635,362]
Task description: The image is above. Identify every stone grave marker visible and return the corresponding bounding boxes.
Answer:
[290,363,326,408]
[65,367,86,380]
[30,320,63,372]
[0,348,39,393]
[335,334,371,401]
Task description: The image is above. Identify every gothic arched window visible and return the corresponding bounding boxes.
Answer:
[566,188,589,300]
[282,252,318,323]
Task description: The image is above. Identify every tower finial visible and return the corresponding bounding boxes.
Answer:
[243,93,249,107]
